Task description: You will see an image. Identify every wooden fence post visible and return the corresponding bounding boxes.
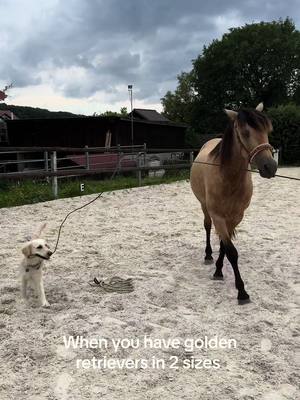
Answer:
[137,154,142,186]
[143,143,147,166]
[189,151,194,165]
[44,151,48,172]
[17,152,25,172]
[117,144,121,173]
[85,145,90,170]
[51,151,58,198]
[44,151,50,183]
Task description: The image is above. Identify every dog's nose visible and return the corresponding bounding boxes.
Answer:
[47,251,53,256]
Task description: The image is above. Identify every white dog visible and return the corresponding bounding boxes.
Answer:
[20,223,52,307]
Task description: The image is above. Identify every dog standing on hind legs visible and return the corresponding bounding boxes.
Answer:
[190,102,277,304]
[20,223,53,307]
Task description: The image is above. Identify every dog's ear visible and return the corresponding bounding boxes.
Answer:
[22,243,32,257]
[32,222,47,239]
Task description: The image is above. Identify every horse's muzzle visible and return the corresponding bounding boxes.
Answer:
[257,158,277,178]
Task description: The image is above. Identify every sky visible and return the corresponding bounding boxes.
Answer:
[1,0,299,115]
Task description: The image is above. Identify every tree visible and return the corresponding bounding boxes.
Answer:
[93,107,128,117]
[161,18,300,140]
[161,72,195,124]
[267,103,300,164]
[193,18,300,109]
[0,103,80,119]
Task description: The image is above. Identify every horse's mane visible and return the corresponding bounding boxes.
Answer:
[210,109,272,165]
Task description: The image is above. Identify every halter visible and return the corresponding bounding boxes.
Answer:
[234,124,273,164]
[248,143,274,164]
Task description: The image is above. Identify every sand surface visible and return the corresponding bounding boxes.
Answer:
[0,167,299,400]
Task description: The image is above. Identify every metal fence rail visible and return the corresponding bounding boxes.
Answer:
[0,145,194,198]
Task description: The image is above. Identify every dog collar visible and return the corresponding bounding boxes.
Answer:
[25,260,42,272]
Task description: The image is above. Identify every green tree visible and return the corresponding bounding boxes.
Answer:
[267,103,300,164]
[94,107,128,117]
[194,18,300,109]
[161,72,195,124]
[162,18,300,140]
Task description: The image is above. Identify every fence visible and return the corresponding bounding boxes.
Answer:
[0,145,283,199]
[0,145,195,198]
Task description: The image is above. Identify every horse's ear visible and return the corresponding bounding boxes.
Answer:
[256,102,264,112]
[224,109,238,120]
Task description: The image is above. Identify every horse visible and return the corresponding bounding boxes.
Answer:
[190,103,277,304]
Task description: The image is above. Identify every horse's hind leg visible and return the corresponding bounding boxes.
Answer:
[203,208,213,263]
[213,240,225,280]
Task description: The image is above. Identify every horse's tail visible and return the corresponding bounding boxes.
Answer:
[231,229,237,239]
[215,227,236,240]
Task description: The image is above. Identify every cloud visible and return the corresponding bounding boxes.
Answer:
[0,0,299,113]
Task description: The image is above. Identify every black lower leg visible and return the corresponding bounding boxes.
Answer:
[224,241,250,302]
[204,220,213,261]
[214,241,225,278]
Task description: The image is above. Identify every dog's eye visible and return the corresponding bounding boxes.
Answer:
[37,245,43,249]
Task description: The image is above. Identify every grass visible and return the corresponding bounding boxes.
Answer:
[0,170,190,208]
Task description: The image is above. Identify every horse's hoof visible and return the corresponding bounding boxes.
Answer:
[204,258,214,265]
[238,298,251,305]
[212,275,224,281]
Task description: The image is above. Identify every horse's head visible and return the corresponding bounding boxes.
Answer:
[225,103,277,178]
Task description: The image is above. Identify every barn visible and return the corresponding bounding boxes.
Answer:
[5,109,187,149]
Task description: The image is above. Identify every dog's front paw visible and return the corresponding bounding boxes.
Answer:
[41,300,50,307]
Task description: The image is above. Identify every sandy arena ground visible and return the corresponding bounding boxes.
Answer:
[0,167,299,400]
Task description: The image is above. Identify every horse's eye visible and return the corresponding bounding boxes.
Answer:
[37,245,43,249]
[243,129,250,138]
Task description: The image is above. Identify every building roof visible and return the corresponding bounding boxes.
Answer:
[0,110,17,120]
[130,108,170,123]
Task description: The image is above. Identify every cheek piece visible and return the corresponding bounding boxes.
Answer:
[234,125,273,163]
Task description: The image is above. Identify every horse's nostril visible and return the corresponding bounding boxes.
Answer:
[263,162,276,177]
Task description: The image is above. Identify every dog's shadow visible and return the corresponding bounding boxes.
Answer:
[21,284,69,310]
[47,287,69,304]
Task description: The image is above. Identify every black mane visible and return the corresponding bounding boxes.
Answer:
[210,109,272,165]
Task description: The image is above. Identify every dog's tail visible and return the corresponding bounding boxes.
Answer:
[31,222,47,239]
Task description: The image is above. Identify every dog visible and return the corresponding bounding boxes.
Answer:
[20,223,53,307]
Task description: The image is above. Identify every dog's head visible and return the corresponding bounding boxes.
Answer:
[22,238,53,260]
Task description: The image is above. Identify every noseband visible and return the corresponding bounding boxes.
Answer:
[235,125,273,164]
[248,143,273,163]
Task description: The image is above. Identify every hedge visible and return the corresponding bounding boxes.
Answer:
[267,104,300,164]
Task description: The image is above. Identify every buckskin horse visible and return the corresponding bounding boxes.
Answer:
[190,103,277,304]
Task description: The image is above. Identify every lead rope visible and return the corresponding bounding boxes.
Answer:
[49,161,135,293]
[89,277,134,293]
[192,160,300,181]
[52,159,121,255]
[52,153,300,255]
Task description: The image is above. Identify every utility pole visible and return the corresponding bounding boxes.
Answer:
[128,84,133,147]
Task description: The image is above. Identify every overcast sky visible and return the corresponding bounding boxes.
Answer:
[1,0,299,115]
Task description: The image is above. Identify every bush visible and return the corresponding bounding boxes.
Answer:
[267,104,300,164]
